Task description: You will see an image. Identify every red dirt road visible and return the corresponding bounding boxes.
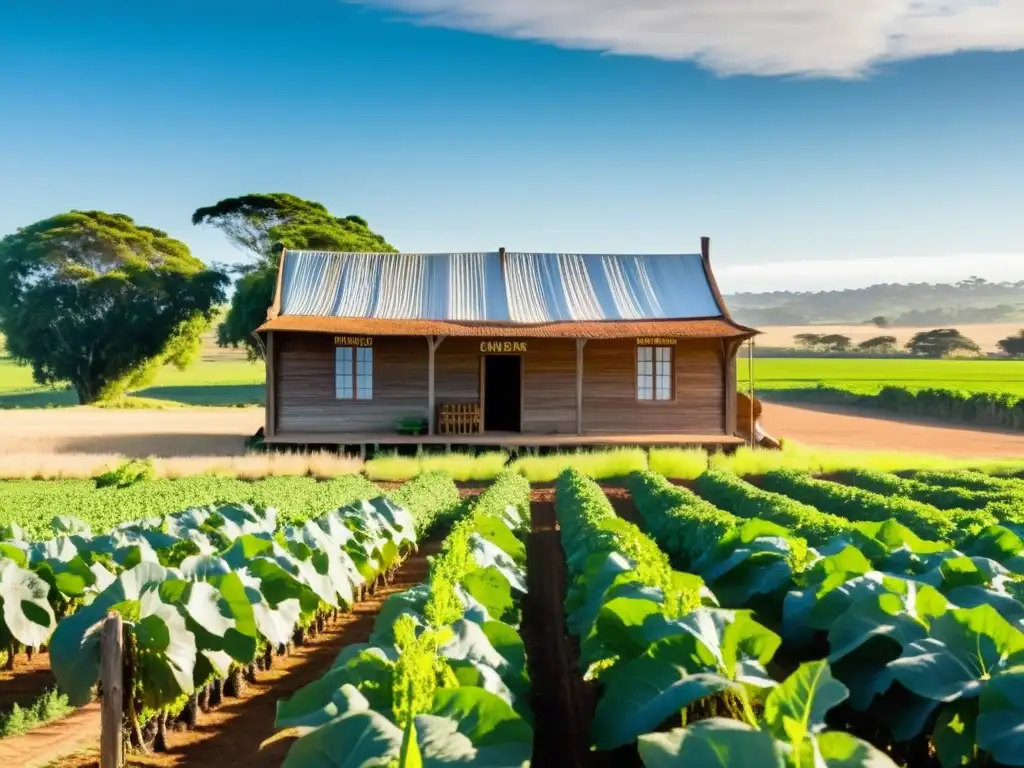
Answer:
[762,402,1024,458]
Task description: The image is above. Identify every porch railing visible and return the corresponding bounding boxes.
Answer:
[438,403,481,435]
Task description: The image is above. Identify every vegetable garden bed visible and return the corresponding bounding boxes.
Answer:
[2,464,1024,766]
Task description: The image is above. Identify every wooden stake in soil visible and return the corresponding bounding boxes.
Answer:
[101,611,125,768]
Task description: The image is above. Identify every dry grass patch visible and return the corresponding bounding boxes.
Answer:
[0,451,364,480]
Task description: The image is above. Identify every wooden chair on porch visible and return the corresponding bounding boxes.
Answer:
[438,403,481,435]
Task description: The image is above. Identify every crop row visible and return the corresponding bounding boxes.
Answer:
[0,474,385,540]
[627,468,1024,767]
[553,468,897,765]
[0,472,458,752]
[272,471,535,766]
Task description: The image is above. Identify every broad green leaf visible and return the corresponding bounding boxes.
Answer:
[471,515,526,566]
[461,568,514,624]
[180,554,231,580]
[51,516,91,536]
[282,709,402,768]
[221,534,275,569]
[0,559,56,647]
[828,582,946,664]
[429,687,533,748]
[468,534,526,594]
[977,665,1024,765]
[49,562,172,705]
[277,676,382,730]
[637,719,785,768]
[587,596,663,667]
[890,605,1024,703]
[591,632,741,750]
[763,661,848,752]
[854,520,947,555]
[134,590,197,709]
[236,568,301,647]
[413,713,532,766]
[371,585,430,647]
[439,619,509,677]
[816,731,901,767]
[480,621,528,688]
[448,660,516,707]
[959,526,1024,571]
[931,699,978,768]
[0,543,28,567]
[676,608,781,680]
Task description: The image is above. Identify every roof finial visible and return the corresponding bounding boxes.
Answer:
[701,236,710,262]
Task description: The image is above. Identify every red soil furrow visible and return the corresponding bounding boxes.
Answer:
[523,489,642,768]
[0,648,60,711]
[522,490,590,768]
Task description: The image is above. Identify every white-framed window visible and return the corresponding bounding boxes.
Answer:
[637,346,673,401]
[335,346,373,400]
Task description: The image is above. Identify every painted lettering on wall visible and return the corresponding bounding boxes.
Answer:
[636,337,678,346]
[479,341,527,353]
[334,336,373,347]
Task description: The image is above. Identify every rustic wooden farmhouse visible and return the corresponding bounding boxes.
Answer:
[256,238,758,450]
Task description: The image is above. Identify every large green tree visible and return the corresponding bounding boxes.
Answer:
[192,193,396,359]
[996,330,1024,357]
[0,211,227,404]
[905,328,982,358]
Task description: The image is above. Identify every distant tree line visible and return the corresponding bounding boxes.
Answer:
[792,328,1024,357]
[0,194,393,404]
[728,278,1024,326]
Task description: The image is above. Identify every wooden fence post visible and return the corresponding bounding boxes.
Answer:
[101,611,124,768]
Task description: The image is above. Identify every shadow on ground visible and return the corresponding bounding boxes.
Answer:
[54,434,253,457]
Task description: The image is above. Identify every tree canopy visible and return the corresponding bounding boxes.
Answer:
[0,211,227,403]
[905,328,982,358]
[192,193,396,358]
[996,330,1024,357]
[792,333,852,352]
[857,335,898,352]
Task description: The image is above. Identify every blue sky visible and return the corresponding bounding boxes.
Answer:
[1,0,1022,292]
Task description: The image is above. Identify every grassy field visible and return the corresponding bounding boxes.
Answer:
[0,357,265,407]
[0,320,265,407]
[3,333,1024,408]
[738,356,1024,394]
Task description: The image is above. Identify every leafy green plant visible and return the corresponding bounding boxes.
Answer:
[95,458,156,489]
[0,687,74,738]
[272,470,535,766]
[35,470,459,753]
[693,470,853,545]
[637,661,899,768]
[760,469,956,541]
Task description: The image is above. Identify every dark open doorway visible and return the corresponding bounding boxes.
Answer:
[483,355,522,432]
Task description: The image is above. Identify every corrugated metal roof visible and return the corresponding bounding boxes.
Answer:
[277,250,723,323]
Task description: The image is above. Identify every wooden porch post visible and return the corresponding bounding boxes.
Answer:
[265,331,276,438]
[427,336,446,434]
[575,339,587,435]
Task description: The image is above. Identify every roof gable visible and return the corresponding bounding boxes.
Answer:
[276,249,724,324]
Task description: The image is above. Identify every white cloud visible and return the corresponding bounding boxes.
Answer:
[348,0,1024,77]
[716,254,1024,293]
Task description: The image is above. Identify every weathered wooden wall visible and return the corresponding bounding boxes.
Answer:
[581,339,725,435]
[275,333,428,433]
[273,333,727,437]
[522,339,577,434]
